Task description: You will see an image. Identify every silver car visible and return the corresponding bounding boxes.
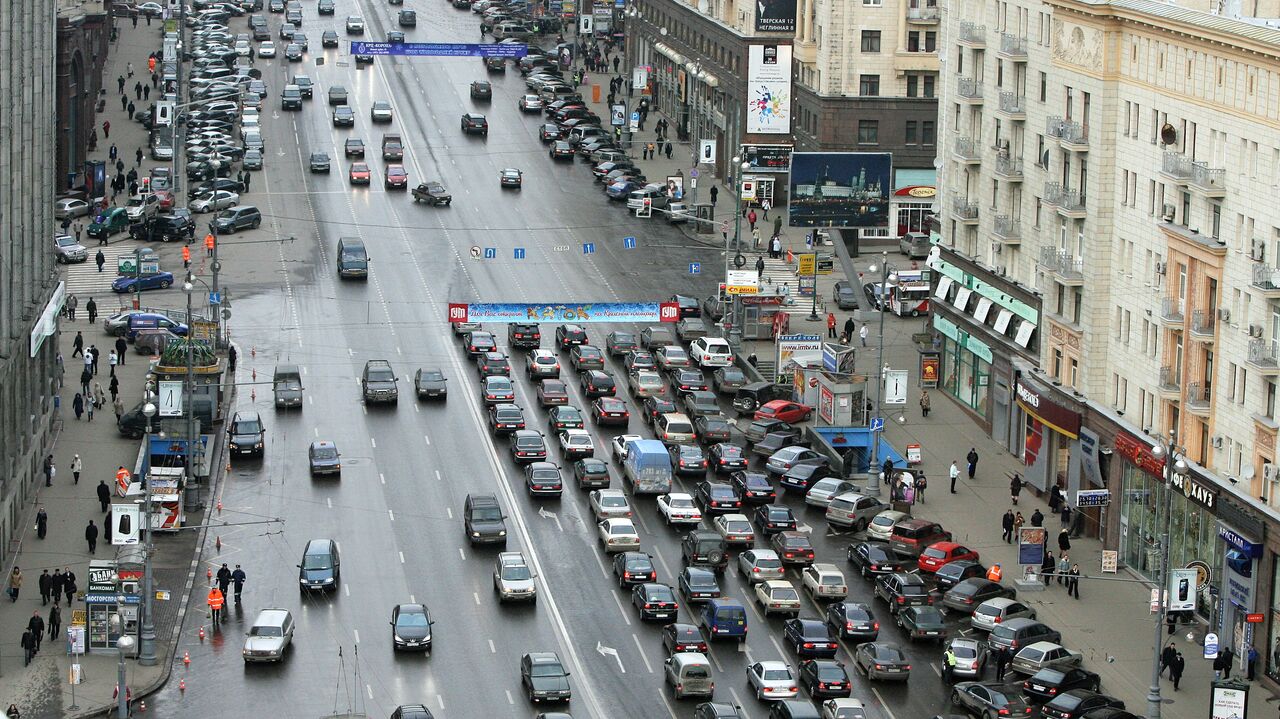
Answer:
[866,510,910,541]
[242,608,294,663]
[747,660,798,700]
[493,551,537,602]
[971,597,1037,632]
[588,488,632,520]
[945,637,987,679]
[805,478,858,508]
[766,446,825,475]
[53,234,88,264]
[54,197,92,220]
[737,548,784,582]
[1010,641,1082,676]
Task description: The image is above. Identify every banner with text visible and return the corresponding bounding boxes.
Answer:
[349,42,528,58]
[448,302,679,323]
[746,44,792,134]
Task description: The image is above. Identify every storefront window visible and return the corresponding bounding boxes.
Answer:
[941,336,991,412]
[1269,556,1280,680]
[1119,463,1217,617]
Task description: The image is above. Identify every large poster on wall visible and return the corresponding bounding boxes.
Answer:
[746,44,792,135]
[788,152,892,227]
[755,0,797,32]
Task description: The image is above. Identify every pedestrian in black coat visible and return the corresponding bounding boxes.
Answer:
[85,520,99,554]
[95,250,105,272]
[115,336,128,365]
[50,570,64,606]
[994,646,1011,680]
[1041,550,1055,586]
[38,571,51,606]
[966,448,979,478]
[35,507,47,540]
[109,376,120,401]
[72,393,84,420]
[62,569,76,602]
[1057,527,1071,552]
[1002,510,1015,543]
[28,612,44,652]
[48,604,61,642]
[1160,643,1177,677]
[1067,564,1081,598]
[97,480,112,514]
[72,331,84,357]
[1030,509,1044,527]
[21,630,34,666]
[1170,652,1185,690]
[1060,503,1073,527]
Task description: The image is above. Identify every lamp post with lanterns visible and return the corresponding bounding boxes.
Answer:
[863,252,898,497]
[1145,430,1188,719]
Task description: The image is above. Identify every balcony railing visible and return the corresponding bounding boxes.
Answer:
[994,155,1023,179]
[1046,116,1064,138]
[1190,161,1226,194]
[959,21,986,44]
[906,5,939,20]
[1161,151,1192,180]
[1191,309,1215,335]
[1060,121,1088,148]
[1161,297,1184,323]
[998,92,1025,116]
[1186,382,1211,410]
[954,136,981,161]
[1159,366,1180,391]
[1250,338,1279,367]
[998,33,1027,58]
[1060,189,1086,213]
[1043,181,1063,206]
[993,214,1020,240]
[1056,251,1083,281]
[957,77,983,100]
[1252,262,1280,291]
[952,196,979,220]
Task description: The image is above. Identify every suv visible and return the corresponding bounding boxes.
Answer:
[874,572,932,614]
[889,519,952,557]
[733,382,793,415]
[464,493,507,545]
[228,411,266,457]
[281,84,302,109]
[212,205,262,233]
[361,360,399,403]
[508,323,541,349]
[681,530,728,573]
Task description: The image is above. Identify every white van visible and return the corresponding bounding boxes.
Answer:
[664,653,714,699]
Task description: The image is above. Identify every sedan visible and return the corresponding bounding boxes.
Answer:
[257,40,277,57]
[656,346,691,370]
[695,481,741,514]
[370,100,393,123]
[657,492,702,526]
[895,605,948,642]
[112,271,174,293]
[579,370,616,397]
[694,416,732,445]
[781,461,834,492]
[598,518,640,552]
[589,488,632,520]
[784,618,839,657]
[853,642,911,681]
[757,400,813,424]
[712,513,755,546]
[1022,666,1102,704]
[951,682,1034,718]
[344,138,365,157]
[670,444,709,476]
[573,457,610,489]
[712,366,746,394]
[708,443,748,473]
[519,94,544,112]
[487,404,525,434]
[536,379,569,406]
[321,29,339,46]
[390,603,433,651]
[189,189,239,213]
[677,567,721,603]
[557,429,594,458]
[641,396,677,425]
[384,165,409,189]
[521,652,571,704]
[613,551,657,588]
[826,602,880,643]
[765,447,826,476]
[846,542,908,579]
[1041,690,1125,719]
[1010,642,1083,676]
[547,405,584,431]
[481,375,515,404]
[591,397,629,425]
[663,623,709,654]
[539,123,561,142]
[832,281,859,310]
[771,532,816,566]
[500,168,523,187]
[730,471,776,504]
[669,368,709,394]
[747,661,799,700]
[509,430,547,464]
[918,542,980,573]
[606,331,638,356]
[752,505,797,535]
[549,140,575,160]
[632,582,679,621]
[806,479,859,508]
[799,660,853,699]
[242,608,294,663]
[345,15,364,33]
[947,636,989,679]
[755,581,802,617]
[284,43,303,61]
[524,462,563,497]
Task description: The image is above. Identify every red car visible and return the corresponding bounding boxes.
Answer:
[384,164,409,189]
[154,190,174,210]
[592,397,630,426]
[755,400,813,424]
[917,541,980,573]
[348,162,371,185]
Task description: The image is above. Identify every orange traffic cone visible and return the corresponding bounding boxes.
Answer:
[183,651,190,667]
[198,625,206,641]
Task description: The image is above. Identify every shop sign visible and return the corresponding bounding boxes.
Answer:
[1187,560,1213,590]
[1115,431,1166,479]
[88,567,117,592]
[893,185,937,198]
[1014,379,1081,438]
[1218,526,1263,558]
[818,385,834,424]
[1247,613,1265,623]
[1169,471,1217,511]
[1100,550,1118,573]
[1075,489,1111,507]
[84,593,140,604]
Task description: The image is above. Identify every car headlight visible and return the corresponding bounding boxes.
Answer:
[472,531,481,537]
[498,530,506,536]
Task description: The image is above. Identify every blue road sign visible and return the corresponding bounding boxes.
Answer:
[483,247,497,259]
[623,236,637,249]
[870,417,885,432]
[349,42,528,58]
[689,262,701,275]
[208,291,222,305]
[582,242,596,254]
[514,247,526,259]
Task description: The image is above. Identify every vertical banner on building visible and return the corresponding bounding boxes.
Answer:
[746,44,792,135]
[883,370,908,405]
[1168,568,1198,612]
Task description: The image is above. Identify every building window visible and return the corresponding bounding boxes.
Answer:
[926,31,937,52]
[907,74,918,97]
[858,120,879,145]
[922,121,935,145]
[864,0,881,6]
[1039,71,1047,102]
[861,30,881,52]
[924,74,935,97]
[859,75,880,96]
[905,121,918,145]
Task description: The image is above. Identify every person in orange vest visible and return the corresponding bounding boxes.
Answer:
[181,245,190,268]
[986,563,1003,583]
[114,466,130,495]
[207,586,225,624]
[205,233,215,258]
[147,56,156,74]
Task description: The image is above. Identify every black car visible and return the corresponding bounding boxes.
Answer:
[712,367,746,394]
[521,652,571,703]
[555,324,588,349]
[874,572,932,614]
[549,140,575,160]
[130,213,195,242]
[547,405,585,432]
[663,623,709,654]
[470,80,492,100]
[708,443,748,473]
[950,682,1034,718]
[569,344,605,371]
[509,429,547,464]
[730,471,776,504]
[1041,690,1125,719]
[591,397,629,426]
[752,505,797,535]
[670,294,701,318]
[669,444,709,476]
[398,8,417,25]
[414,368,447,400]
[681,530,729,573]
[344,138,365,157]
[1022,667,1102,704]
[847,542,909,579]
[641,396,678,425]
[573,457,610,489]
[771,532,816,566]
[826,601,880,643]
[742,417,795,445]
[695,480,741,514]
[751,431,804,460]
[508,323,541,349]
[464,493,506,545]
[605,331,638,356]
[783,618,839,658]
[524,462,563,497]
[390,603,433,651]
[460,112,489,135]
[677,566,722,602]
[487,403,526,434]
[935,560,989,592]
[613,551,657,588]
[779,461,834,491]
[476,352,511,377]
[332,105,355,126]
[579,370,616,397]
[668,368,709,394]
[942,578,1014,613]
[694,415,732,444]
[631,582,679,621]
[798,659,852,699]
[228,411,266,457]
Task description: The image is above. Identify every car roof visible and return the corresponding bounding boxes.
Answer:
[253,608,291,625]
[310,440,336,450]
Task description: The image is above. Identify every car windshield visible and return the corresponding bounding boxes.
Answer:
[501,564,531,580]
[367,369,394,382]
[472,507,502,521]
[530,663,563,677]
[396,612,429,628]
[233,419,262,434]
[312,446,337,459]
[421,371,444,381]
[250,624,283,637]
[302,554,330,570]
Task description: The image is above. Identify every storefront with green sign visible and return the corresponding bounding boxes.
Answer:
[933,315,991,413]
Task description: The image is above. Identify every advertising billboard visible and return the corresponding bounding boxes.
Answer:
[755,0,797,32]
[349,42,528,58]
[448,302,679,323]
[788,152,891,228]
[746,44,792,135]
[776,333,822,370]
[742,144,793,173]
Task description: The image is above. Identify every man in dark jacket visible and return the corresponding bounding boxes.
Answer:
[21,629,34,665]
[1001,510,1015,543]
[38,571,51,606]
[28,612,44,652]
[1030,509,1045,527]
[98,480,112,514]
[85,520,99,554]
[115,336,128,365]
[1160,643,1177,677]
[50,570,64,606]
[1171,651,1186,689]
[966,448,979,478]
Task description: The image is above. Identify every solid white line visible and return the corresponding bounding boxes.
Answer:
[410,594,415,604]
[769,635,787,659]
[344,585,350,597]
[872,687,898,719]
[436,695,444,710]
[388,509,395,521]
[729,689,753,719]
[458,547,465,560]
[399,551,405,564]
[610,589,632,626]
[631,633,654,673]
[435,470,442,481]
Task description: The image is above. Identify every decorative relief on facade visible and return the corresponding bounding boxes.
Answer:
[1053,19,1103,69]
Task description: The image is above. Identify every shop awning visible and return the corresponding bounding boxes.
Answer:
[934,276,954,301]
[1013,319,1035,348]
[994,309,1013,334]
[973,297,993,323]
[953,287,972,312]
[654,42,686,65]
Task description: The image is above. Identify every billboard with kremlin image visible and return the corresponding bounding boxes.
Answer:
[787,152,892,228]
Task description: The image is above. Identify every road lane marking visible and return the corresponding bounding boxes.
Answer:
[729,689,753,718]
[769,635,787,659]
[379,473,386,485]
[458,547,465,560]
[370,437,377,448]
[388,509,395,521]
[872,687,898,719]
[473,592,481,605]
[366,684,373,700]
[488,639,496,653]
[326,497,332,509]
[423,434,431,445]
[631,633,654,673]
[344,585,350,597]
[399,551,405,564]
[610,589,632,626]
[436,695,444,710]
[435,470,442,481]
[353,629,360,643]
[446,507,453,519]
[504,690,514,705]
[596,641,625,673]
[410,594,415,603]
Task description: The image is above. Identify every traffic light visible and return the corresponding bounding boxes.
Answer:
[637,197,652,218]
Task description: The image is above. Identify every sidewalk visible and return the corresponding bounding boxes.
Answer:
[0,17,206,719]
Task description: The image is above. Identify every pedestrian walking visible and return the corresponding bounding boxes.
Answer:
[93,381,105,410]
[949,461,959,493]
[108,143,117,161]
[113,395,125,422]
[115,336,128,365]
[102,120,110,139]
[62,569,77,603]
[66,294,77,321]
[74,223,83,243]
[135,147,143,166]
[1160,643,1177,677]
[21,630,34,666]
[217,563,232,596]
[38,571,51,606]
[49,570,63,605]
[229,344,238,373]
[915,474,927,502]
[994,646,1011,680]
[71,454,82,484]
[95,250,106,273]
[35,507,48,540]
[1056,552,1070,584]
[826,312,837,339]
[664,141,672,159]
[1013,511,1025,535]
[98,479,112,514]
[966,448,979,479]
[751,227,761,250]
[90,345,99,375]
[919,390,931,417]
[1041,550,1055,585]
[86,395,94,422]
[7,568,22,602]
[1010,473,1023,504]
[86,297,97,325]
[109,349,118,377]
[1171,651,1185,690]
[79,368,92,399]
[1248,644,1259,680]
[126,61,134,78]
[709,185,718,207]
[1030,508,1044,527]
[85,519,99,554]
[28,612,44,653]
[770,234,782,259]
[73,392,84,420]
[109,375,119,401]
[747,209,758,231]
[208,586,226,624]
[43,455,54,487]
[47,605,61,642]
[232,565,246,602]
[1167,611,1179,636]
[1057,527,1071,552]
[143,84,150,100]
[756,255,765,279]
[1001,509,1015,543]
[859,323,869,347]
[206,233,216,258]
[120,94,128,112]
[1067,563,1081,599]
[1060,502,1073,527]
[117,75,125,93]
[134,81,143,100]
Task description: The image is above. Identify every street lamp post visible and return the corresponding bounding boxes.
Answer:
[1146,431,1188,719]
[726,156,749,350]
[864,252,897,497]
[138,392,157,666]
[116,611,136,717]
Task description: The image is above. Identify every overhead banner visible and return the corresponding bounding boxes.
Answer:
[788,152,891,228]
[448,302,679,323]
[349,42,528,58]
[755,0,797,32]
[746,44,792,135]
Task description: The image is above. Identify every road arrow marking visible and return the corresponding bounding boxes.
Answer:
[596,641,625,673]
[537,506,563,531]
[796,523,813,534]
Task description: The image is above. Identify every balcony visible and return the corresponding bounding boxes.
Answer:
[1037,247,1084,285]
[1159,296,1185,326]
[952,196,980,224]
[906,5,939,22]
[957,77,984,104]
[1059,121,1089,152]
[1158,366,1181,397]
[994,154,1024,181]
[997,33,1028,60]
[1247,338,1280,375]
[953,136,982,164]
[1058,189,1087,219]
[1185,382,1211,415]
[958,21,986,47]
[1042,181,1063,207]
[1046,116,1064,139]
[996,92,1026,120]
[992,214,1021,245]
[1189,161,1226,198]
[1252,262,1280,299]
[1160,151,1192,185]
[1190,309,1216,341]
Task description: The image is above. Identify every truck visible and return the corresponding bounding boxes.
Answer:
[622,438,673,495]
[381,132,403,161]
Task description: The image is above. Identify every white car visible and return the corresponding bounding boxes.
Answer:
[736,548,784,582]
[821,698,869,719]
[557,429,594,458]
[53,234,88,264]
[689,337,734,368]
[754,579,801,617]
[598,518,640,553]
[190,190,240,213]
[713,513,755,546]
[656,492,702,525]
[610,434,643,463]
[345,15,364,32]
[866,509,911,541]
[802,563,848,600]
[805,478,859,508]
[588,489,632,520]
[492,551,537,602]
[242,608,294,663]
[258,40,277,57]
[747,660,798,700]
[235,39,251,56]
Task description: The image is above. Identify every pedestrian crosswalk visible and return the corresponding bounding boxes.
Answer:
[755,256,799,296]
[59,240,142,300]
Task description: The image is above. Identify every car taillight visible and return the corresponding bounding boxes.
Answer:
[993,615,1002,623]
[873,622,880,629]
[803,643,814,649]
[845,622,854,630]
[896,597,905,603]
